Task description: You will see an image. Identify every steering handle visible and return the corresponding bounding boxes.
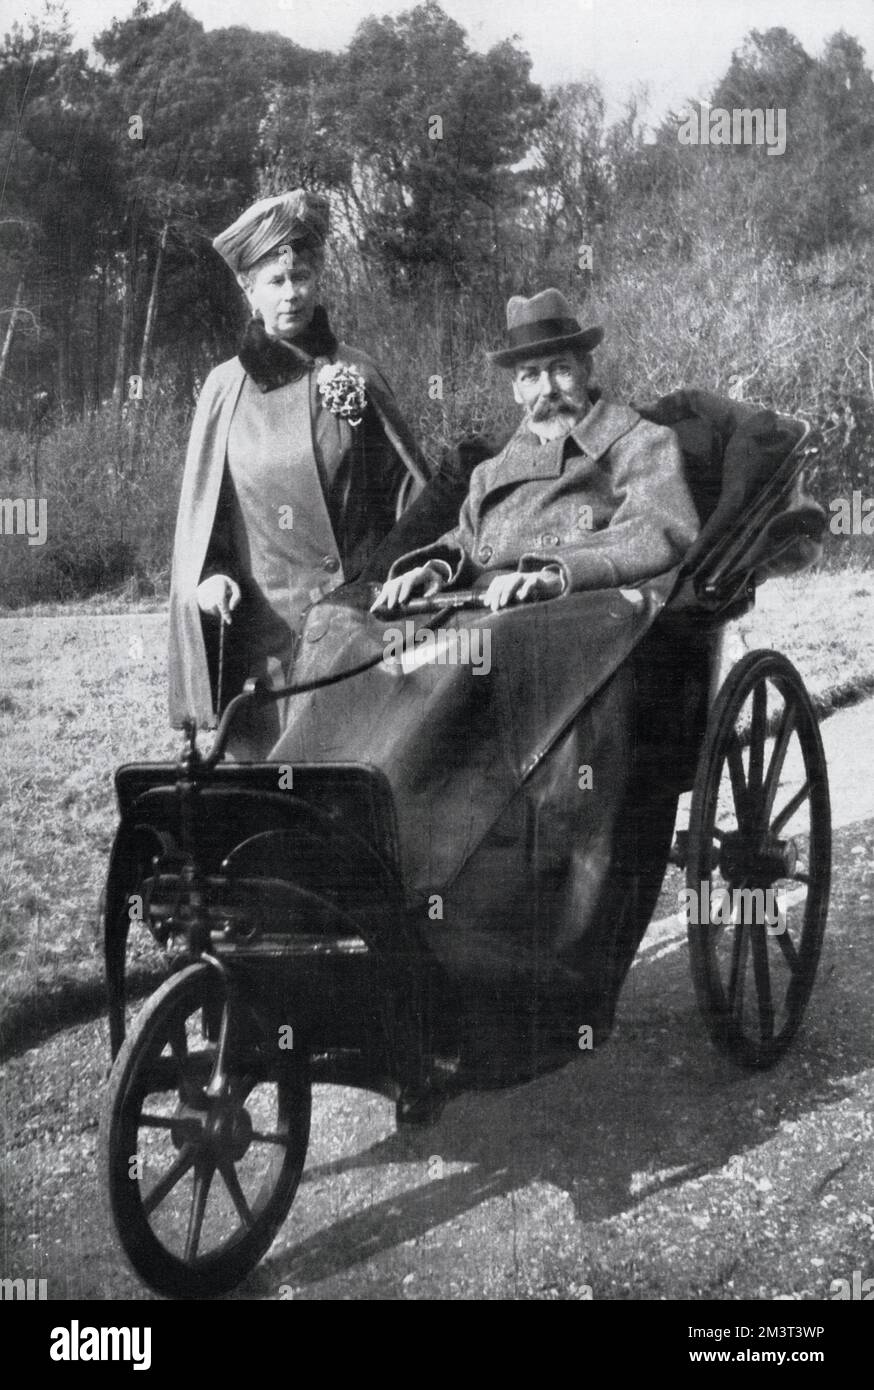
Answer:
[373,588,489,615]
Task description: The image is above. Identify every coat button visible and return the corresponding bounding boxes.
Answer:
[540,533,561,547]
[478,544,493,563]
[322,556,340,572]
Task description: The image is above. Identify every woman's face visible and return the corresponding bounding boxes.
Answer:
[242,252,320,340]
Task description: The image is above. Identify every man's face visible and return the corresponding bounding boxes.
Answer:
[512,350,591,441]
[240,250,319,341]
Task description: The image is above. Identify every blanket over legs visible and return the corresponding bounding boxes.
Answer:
[266,573,691,1062]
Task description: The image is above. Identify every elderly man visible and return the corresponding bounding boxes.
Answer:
[374,288,699,612]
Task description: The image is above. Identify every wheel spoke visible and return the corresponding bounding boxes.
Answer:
[776,928,798,971]
[218,1160,256,1231]
[184,1159,215,1262]
[142,1142,197,1216]
[772,781,810,835]
[761,703,796,832]
[727,923,750,1017]
[139,1113,177,1129]
[167,1018,216,1106]
[167,1018,189,1066]
[748,681,767,803]
[138,1057,182,1094]
[726,735,752,836]
[750,928,774,1041]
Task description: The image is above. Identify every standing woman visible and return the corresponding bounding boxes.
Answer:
[168,189,429,757]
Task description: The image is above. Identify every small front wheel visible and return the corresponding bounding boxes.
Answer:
[101,963,310,1298]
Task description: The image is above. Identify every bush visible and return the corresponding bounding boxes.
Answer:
[1,230,872,609]
[330,230,874,524]
[0,373,190,607]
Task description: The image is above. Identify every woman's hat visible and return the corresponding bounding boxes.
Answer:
[213,190,330,274]
[488,288,604,367]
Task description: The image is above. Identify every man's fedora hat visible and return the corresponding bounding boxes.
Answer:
[488,288,604,367]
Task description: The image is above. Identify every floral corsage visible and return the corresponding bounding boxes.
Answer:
[316,361,367,427]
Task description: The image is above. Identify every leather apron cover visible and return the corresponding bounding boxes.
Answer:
[268,573,680,1029]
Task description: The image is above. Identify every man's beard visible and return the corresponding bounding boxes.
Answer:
[525,394,588,443]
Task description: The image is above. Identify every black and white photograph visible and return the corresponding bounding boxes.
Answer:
[1,0,872,1326]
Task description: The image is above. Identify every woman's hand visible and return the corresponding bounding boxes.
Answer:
[371,563,447,612]
[482,568,565,612]
[196,574,241,623]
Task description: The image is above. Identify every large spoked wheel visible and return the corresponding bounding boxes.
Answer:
[687,650,830,1068]
[101,963,310,1298]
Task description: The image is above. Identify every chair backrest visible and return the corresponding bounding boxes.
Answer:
[636,389,825,614]
[691,417,816,601]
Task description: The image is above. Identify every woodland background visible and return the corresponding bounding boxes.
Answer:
[1,0,873,604]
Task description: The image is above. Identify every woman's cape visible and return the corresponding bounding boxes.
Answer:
[168,349,430,730]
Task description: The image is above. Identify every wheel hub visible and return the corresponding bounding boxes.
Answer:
[171,1095,253,1162]
[718,830,797,886]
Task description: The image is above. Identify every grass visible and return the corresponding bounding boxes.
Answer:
[0,608,178,1054]
[0,569,872,1057]
[732,569,874,715]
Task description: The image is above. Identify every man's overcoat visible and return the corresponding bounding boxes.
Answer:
[388,400,700,592]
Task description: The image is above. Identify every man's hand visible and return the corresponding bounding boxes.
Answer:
[196,574,241,623]
[371,564,447,612]
[482,568,564,612]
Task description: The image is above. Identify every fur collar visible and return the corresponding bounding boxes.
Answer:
[238,306,339,393]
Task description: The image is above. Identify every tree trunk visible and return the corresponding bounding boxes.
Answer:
[56,300,70,423]
[93,260,106,411]
[112,257,134,420]
[138,220,168,384]
[127,221,168,472]
[490,205,501,302]
[0,275,24,392]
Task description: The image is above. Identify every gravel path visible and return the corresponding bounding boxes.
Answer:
[2,700,873,1301]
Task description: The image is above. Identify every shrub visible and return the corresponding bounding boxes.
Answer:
[1,233,871,609]
[0,373,190,607]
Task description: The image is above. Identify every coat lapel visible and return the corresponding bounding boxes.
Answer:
[476,426,566,493]
[473,400,642,510]
[568,399,640,461]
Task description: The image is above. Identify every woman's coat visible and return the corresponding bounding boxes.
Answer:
[168,345,429,729]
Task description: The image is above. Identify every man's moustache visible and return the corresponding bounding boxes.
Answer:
[531,400,577,421]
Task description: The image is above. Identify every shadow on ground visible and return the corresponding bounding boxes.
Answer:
[236,817,873,1296]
